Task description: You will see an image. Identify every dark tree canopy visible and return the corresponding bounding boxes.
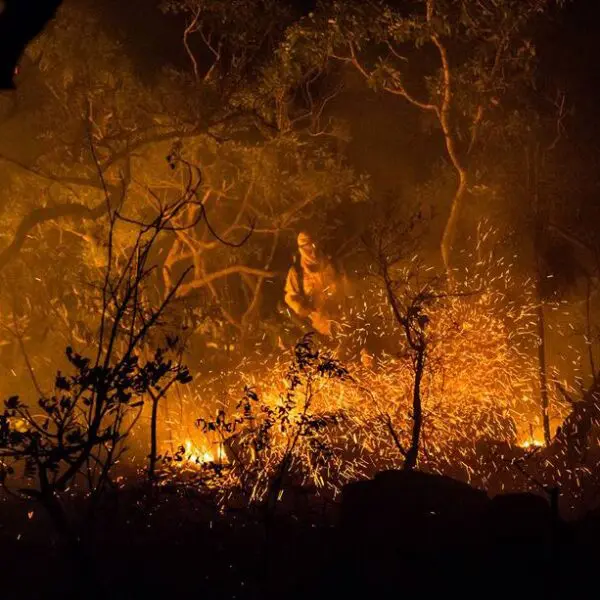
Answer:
[0,0,63,88]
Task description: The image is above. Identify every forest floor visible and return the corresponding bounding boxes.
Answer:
[1,469,600,599]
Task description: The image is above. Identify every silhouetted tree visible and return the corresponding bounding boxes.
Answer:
[0,0,63,88]
[0,140,204,575]
[284,0,564,271]
[197,334,347,506]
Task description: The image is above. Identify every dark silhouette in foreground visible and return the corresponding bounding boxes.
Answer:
[1,467,599,599]
[0,0,63,89]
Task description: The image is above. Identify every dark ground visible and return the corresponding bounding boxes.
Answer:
[1,469,600,600]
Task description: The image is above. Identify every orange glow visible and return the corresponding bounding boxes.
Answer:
[174,439,229,468]
[519,438,545,449]
[153,261,575,501]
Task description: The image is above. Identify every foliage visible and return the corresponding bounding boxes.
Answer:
[283,0,559,131]
[0,0,368,386]
[161,0,294,84]
[194,334,348,505]
[0,0,594,525]
[278,0,563,267]
[0,159,199,555]
[0,345,189,494]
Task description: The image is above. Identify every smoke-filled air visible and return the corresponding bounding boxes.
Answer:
[1,1,600,598]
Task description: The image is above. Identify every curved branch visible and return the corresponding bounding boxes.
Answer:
[381,80,439,113]
[199,204,256,247]
[183,7,202,81]
[345,40,437,113]
[427,14,468,272]
[0,198,110,271]
[176,265,275,298]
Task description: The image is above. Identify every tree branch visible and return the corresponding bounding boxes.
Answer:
[0,199,110,271]
[176,265,275,298]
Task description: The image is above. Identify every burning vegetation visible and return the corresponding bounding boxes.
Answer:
[1,0,600,598]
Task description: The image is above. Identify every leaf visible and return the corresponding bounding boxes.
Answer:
[5,396,20,410]
[55,373,71,391]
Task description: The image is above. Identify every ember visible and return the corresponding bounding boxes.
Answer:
[0,0,599,598]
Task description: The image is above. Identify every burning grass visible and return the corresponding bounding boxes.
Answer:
[1,254,591,515]
[153,264,579,506]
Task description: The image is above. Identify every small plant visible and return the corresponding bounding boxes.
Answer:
[0,137,203,564]
[196,334,348,511]
[0,345,186,525]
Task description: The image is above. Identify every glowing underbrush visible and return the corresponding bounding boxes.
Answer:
[155,275,575,505]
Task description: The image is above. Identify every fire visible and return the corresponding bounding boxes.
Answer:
[150,256,582,503]
[175,439,229,467]
[519,439,545,449]
[184,439,214,465]
[8,417,28,433]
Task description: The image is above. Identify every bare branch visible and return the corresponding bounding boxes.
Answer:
[176,265,275,298]
[183,6,203,81]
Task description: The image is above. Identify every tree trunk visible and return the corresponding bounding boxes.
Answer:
[536,297,551,446]
[148,394,159,480]
[530,143,551,446]
[404,349,425,471]
[440,175,467,274]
